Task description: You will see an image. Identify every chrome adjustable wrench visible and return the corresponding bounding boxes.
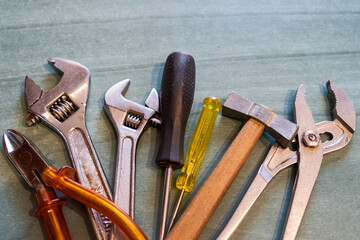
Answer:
[105,79,160,239]
[105,79,160,215]
[25,58,117,240]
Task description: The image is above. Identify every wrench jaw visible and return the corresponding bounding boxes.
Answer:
[104,79,130,109]
[47,57,69,75]
[145,88,162,127]
[145,88,159,112]
[24,76,43,126]
[47,57,90,79]
[24,58,115,239]
[104,80,160,223]
[25,76,43,108]
[105,79,161,133]
[24,58,90,133]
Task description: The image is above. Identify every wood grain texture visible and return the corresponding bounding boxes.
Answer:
[0,1,359,239]
[167,119,265,240]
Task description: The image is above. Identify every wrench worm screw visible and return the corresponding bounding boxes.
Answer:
[49,95,78,122]
[149,115,162,127]
[124,112,143,129]
[104,78,160,240]
[26,113,40,126]
[25,58,115,240]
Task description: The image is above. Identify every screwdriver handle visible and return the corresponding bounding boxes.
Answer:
[167,119,265,240]
[156,52,196,169]
[176,97,222,192]
[35,186,71,240]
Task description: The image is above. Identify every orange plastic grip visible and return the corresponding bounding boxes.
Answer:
[35,186,71,240]
[41,166,148,240]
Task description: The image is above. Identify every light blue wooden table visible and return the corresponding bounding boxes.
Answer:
[0,1,359,239]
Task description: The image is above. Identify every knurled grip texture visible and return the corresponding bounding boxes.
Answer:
[156,52,196,169]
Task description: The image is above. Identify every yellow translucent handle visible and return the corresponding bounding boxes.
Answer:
[42,166,148,240]
[176,97,222,192]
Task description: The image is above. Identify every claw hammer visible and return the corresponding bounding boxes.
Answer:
[166,92,298,240]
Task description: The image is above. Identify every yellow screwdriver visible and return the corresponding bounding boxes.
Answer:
[167,97,222,234]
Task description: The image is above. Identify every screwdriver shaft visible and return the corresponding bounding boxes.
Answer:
[156,52,196,240]
[167,188,185,235]
[159,167,173,240]
[167,97,222,236]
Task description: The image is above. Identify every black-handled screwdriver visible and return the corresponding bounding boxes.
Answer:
[156,52,196,240]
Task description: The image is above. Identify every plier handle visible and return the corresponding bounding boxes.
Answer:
[3,129,148,240]
[217,81,356,240]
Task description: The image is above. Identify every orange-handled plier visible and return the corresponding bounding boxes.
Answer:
[3,129,147,240]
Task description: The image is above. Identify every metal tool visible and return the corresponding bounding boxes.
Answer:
[156,52,196,240]
[24,58,114,240]
[3,130,71,240]
[3,129,148,240]
[217,81,356,240]
[167,97,222,234]
[105,79,160,239]
[167,91,298,240]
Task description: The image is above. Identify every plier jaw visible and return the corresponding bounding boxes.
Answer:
[3,129,50,191]
[327,81,356,134]
[3,129,148,240]
[283,84,325,240]
[217,81,356,240]
[3,129,72,240]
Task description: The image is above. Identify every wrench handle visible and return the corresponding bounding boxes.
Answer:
[113,131,136,218]
[35,186,71,240]
[156,52,196,169]
[65,126,113,239]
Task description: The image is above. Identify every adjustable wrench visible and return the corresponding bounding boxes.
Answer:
[24,58,116,240]
[105,79,160,239]
[105,79,160,217]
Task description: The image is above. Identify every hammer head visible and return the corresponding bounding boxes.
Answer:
[223,92,298,148]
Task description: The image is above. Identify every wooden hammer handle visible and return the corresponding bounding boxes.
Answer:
[166,118,265,240]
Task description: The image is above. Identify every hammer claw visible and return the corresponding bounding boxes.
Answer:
[216,81,356,240]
